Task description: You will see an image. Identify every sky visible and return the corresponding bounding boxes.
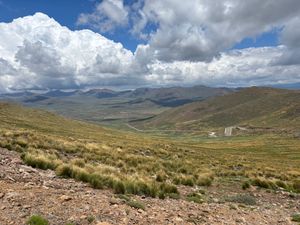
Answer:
[0,0,300,92]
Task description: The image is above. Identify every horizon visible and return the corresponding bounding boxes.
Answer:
[0,1,300,92]
[1,83,300,95]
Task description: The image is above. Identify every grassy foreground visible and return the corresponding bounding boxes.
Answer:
[0,102,299,198]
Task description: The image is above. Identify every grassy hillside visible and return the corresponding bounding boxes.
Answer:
[0,102,299,198]
[136,87,300,133]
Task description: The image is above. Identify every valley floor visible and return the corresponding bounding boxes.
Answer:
[0,148,299,225]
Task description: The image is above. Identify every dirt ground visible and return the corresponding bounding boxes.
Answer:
[0,148,299,225]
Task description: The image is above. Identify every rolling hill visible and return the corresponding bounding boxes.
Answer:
[134,87,300,134]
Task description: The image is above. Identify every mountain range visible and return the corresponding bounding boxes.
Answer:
[134,87,300,135]
[1,85,299,136]
[0,85,233,127]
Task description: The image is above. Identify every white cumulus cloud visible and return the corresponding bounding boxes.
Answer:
[77,0,129,32]
[133,0,300,62]
[0,10,300,92]
[0,13,136,92]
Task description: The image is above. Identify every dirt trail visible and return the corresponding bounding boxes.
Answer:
[0,148,299,225]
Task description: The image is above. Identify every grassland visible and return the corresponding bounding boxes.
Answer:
[136,87,300,134]
[0,102,300,200]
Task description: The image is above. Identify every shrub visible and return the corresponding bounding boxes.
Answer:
[172,176,181,185]
[158,191,166,199]
[292,180,300,192]
[27,215,49,225]
[166,193,180,199]
[242,181,250,190]
[156,173,166,182]
[225,194,256,205]
[115,194,131,202]
[186,192,203,204]
[87,215,95,223]
[291,213,300,222]
[127,200,145,210]
[178,167,188,174]
[116,194,145,210]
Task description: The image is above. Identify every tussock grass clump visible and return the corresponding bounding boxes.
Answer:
[275,180,288,189]
[113,180,126,194]
[172,176,195,186]
[196,173,214,187]
[71,158,85,168]
[56,164,73,177]
[155,172,167,182]
[26,215,49,225]
[23,153,61,170]
[15,137,28,148]
[251,177,276,190]
[250,177,300,193]
[160,183,179,194]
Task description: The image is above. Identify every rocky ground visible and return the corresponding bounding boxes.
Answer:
[0,147,299,225]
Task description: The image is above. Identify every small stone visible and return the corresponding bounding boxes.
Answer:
[236,217,246,223]
[0,193,4,199]
[138,209,144,214]
[59,195,72,202]
[109,198,119,205]
[1,206,6,210]
[213,198,219,203]
[20,213,29,218]
[175,217,184,222]
[96,222,112,225]
[23,205,31,209]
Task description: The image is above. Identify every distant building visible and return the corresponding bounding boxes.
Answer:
[224,126,247,136]
[208,132,217,138]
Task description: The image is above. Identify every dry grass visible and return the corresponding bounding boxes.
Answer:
[0,102,300,198]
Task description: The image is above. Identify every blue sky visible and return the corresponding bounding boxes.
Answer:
[233,30,280,50]
[0,0,299,91]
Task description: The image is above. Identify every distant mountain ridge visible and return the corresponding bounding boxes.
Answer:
[134,87,300,133]
[0,85,233,107]
[0,85,233,126]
